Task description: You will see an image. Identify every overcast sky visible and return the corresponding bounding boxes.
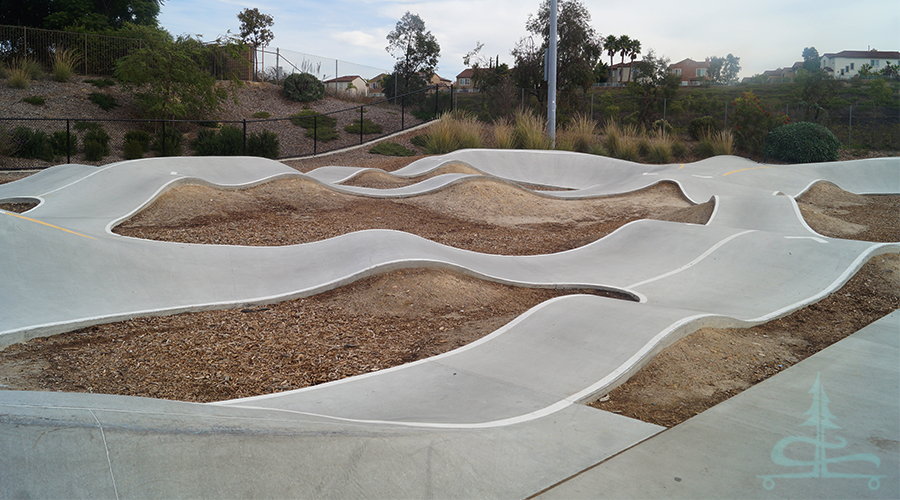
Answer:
[158,0,900,81]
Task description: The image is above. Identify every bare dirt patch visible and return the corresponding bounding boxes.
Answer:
[0,269,625,402]
[114,179,710,255]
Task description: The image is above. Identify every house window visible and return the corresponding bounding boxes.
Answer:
[462,78,470,85]
[696,68,707,77]
[850,63,854,70]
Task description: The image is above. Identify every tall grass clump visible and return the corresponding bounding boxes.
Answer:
[513,110,551,150]
[51,49,80,82]
[647,131,674,164]
[602,120,640,161]
[422,111,483,154]
[491,117,515,149]
[7,68,30,89]
[694,130,734,158]
[557,114,597,152]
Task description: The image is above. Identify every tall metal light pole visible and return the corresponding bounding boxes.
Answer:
[547,0,558,147]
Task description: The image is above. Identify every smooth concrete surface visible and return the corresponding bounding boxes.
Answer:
[1,151,898,498]
[537,311,900,500]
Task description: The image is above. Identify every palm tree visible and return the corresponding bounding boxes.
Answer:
[626,39,641,82]
[618,35,631,65]
[604,34,619,68]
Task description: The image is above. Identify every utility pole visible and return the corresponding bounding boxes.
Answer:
[547,0,558,147]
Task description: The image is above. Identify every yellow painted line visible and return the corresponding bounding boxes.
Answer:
[723,166,773,176]
[2,211,96,240]
[678,164,685,169]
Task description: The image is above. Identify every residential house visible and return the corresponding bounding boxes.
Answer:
[606,61,636,86]
[367,73,387,97]
[668,58,710,86]
[427,73,453,90]
[820,50,900,79]
[324,75,367,95]
[456,68,477,92]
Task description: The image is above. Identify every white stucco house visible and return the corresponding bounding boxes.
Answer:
[324,75,367,95]
[820,50,900,79]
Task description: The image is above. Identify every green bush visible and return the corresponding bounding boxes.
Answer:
[124,130,152,151]
[51,49,79,82]
[410,134,428,148]
[305,126,338,142]
[290,110,336,129]
[85,78,116,89]
[764,122,841,163]
[191,125,243,156]
[21,96,45,106]
[651,119,673,135]
[688,116,718,140]
[283,72,324,102]
[344,118,383,134]
[152,128,183,157]
[82,127,111,161]
[247,130,279,158]
[370,141,416,156]
[730,91,788,154]
[124,138,145,160]
[49,131,77,157]
[251,111,271,119]
[74,121,103,132]
[11,127,53,160]
[7,68,30,89]
[89,92,119,111]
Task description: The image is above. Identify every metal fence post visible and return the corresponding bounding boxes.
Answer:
[162,120,167,157]
[313,115,318,155]
[242,119,247,155]
[848,106,853,147]
[66,119,71,164]
[434,85,439,117]
[401,94,405,130]
[359,106,364,144]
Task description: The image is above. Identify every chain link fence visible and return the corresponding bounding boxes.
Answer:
[0,85,450,171]
[0,25,144,76]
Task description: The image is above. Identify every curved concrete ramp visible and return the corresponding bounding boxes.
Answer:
[1,152,898,498]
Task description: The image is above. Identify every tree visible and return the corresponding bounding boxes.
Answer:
[511,36,546,106]
[625,38,641,82]
[41,0,161,31]
[524,0,603,92]
[115,34,237,120]
[627,49,681,124]
[237,8,274,80]
[617,35,631,65]
[385,12,440,97]
[464,42,515,117]
[802,47,820,73]
[603,34,619,68]
[708,53,741,84]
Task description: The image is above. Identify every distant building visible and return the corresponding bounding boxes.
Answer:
[456,68,477,92]
[324,75,367,95]
[668,58,710,86]
[820,50,900,79]
[606,61,637,86]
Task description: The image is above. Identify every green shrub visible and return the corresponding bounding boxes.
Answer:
[49,131,77,156]
[11,127,53,160]
[764,122,841,163]
[671,139,688,158]
[247,130,279,158]
[283,72,324,102]
[82,127,111,161]
[14,58,44,80]
[651,119,673,135]
[491,117,516,149]
[251,111,271,119]
[730,91,788,154]
[89,92,118,111]
[370,141,416,156]
[647,141,673,164]
[513,110,550,149]
[344,118,383,134]
[290,110,337,129]
[21,96,45,105]
[124,138,145,160]
[305,126,338,142]
[191,125,243,156]
[689,116,718,140]
[74,121,102,132]
[124,130,152,151]
[410,134,428,148]
[152,128,183,157]
[85,78,116,89]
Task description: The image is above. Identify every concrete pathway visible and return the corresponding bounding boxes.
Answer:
[0,152,897,498]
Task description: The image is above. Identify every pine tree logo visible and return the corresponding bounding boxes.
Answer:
[758,373,884,490]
